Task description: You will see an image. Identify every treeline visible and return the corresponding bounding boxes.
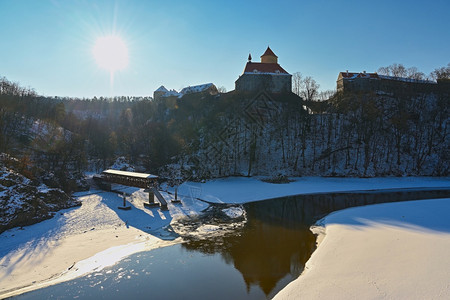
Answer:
[377,63,450,81]
[177,64,449,178]
[1,61,449,189]
[188,88,448,178]
[0,76,183,188]
[291,63,450,102]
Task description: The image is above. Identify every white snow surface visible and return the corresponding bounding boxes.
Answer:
[154,87,181,98]
[175,176,449,204]
[378,74,436,84]
[155,83,215,99]
[109,156,135,172]
[222,207,245,219]
[0,187,207,298]
[243,71,291,76]
[0,176,449,298]
[155,85,168,92]
[164,89,182,97]
[274,198,450,300]
[179,83,214,95]
[102,169,157,179]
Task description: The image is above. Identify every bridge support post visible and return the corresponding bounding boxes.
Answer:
[118,192,131,210]
[144,186,160,208]
[172,186,181,204]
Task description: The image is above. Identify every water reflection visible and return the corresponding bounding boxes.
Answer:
[225,220,314,296]
[181,188,450,297]
[13,188,450,299]
[181,201,317,297]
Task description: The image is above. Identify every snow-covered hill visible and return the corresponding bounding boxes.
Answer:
[0,157,79,233]
[183,91,449,178]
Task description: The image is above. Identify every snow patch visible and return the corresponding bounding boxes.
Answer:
[37,184,50,193]
[176,176,450,204]
[274,198,450,300]
[195,224,221,233]
[222,207,245,218]
[179,83,215,95]
[109,157,135,172]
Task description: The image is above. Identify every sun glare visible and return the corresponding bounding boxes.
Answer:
[92,35,129,72]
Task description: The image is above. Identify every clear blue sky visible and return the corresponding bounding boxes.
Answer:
[0,0,449,98]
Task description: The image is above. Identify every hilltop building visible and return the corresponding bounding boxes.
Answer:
[153,83,218,100]
[179,83,218,96]
[336,71,441,94]
[153,85,169,99]
[235,47,292,93]
[153,86,181,99]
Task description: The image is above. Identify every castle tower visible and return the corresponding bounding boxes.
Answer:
[260,46,278,64]
[235,46,291,93]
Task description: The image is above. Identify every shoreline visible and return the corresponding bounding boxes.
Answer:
[0,220,182,299]
[0,190,195,299]
[1,177,449,298]
[274,198,450,299]
[178,176,450,204]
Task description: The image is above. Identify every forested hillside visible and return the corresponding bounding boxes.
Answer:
[185,90,448,178]
[1,74,448,188]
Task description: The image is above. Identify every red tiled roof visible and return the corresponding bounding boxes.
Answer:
[261,46,278,58]
[243,62,289,74]
[340,72,379,79]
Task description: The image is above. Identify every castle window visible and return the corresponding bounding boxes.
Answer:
[253,69,259,73]
[275,70,280,74]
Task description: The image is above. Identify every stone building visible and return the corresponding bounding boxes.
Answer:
[153,85,181,100]
[179,83,218,96]
[153,85,168,100]
[235,47,292,93]
[336,71,440,94]
[153,83,218,100]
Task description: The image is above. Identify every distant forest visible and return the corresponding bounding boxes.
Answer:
[0,63,449,191]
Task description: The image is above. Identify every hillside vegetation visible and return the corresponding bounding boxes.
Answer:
[186,90,448,178]
[1,74,448,185]
[0,154,79,233]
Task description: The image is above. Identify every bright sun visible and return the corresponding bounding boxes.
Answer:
[92,35,129,72]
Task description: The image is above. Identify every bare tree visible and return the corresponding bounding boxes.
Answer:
[390,63,407,77]
[292,73,321,101]
[217,86,227,93]
[406,67,425,80]
[301,76,320,101]
[292,72,303,96]
[377,66,391,76]
[318,90,336,101]
[378,63,429,80]
[378,63,408,77]
[430,63,450,80]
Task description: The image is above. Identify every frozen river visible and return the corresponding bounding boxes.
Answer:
[13,188,450,299]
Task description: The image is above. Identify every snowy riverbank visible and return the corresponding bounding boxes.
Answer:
[274,198,450,299]
[0,188,207,298]
[175,176,450,203]
[0,176,449,298]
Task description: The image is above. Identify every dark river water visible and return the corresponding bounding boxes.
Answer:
[14,188,449,300]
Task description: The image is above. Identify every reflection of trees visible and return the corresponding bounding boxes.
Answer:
[249,188,450,229]
[224,220,315,296]
[181,189,450,297]
[181,202,316,297]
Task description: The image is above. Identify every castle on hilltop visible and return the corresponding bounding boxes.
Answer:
[337,71,449,94]
[153,46,292,98]
[235,47,292,93]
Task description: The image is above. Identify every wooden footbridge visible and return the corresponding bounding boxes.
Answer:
[95,169,178,210]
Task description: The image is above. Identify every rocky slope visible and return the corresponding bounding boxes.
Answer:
[0,157,80,233]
